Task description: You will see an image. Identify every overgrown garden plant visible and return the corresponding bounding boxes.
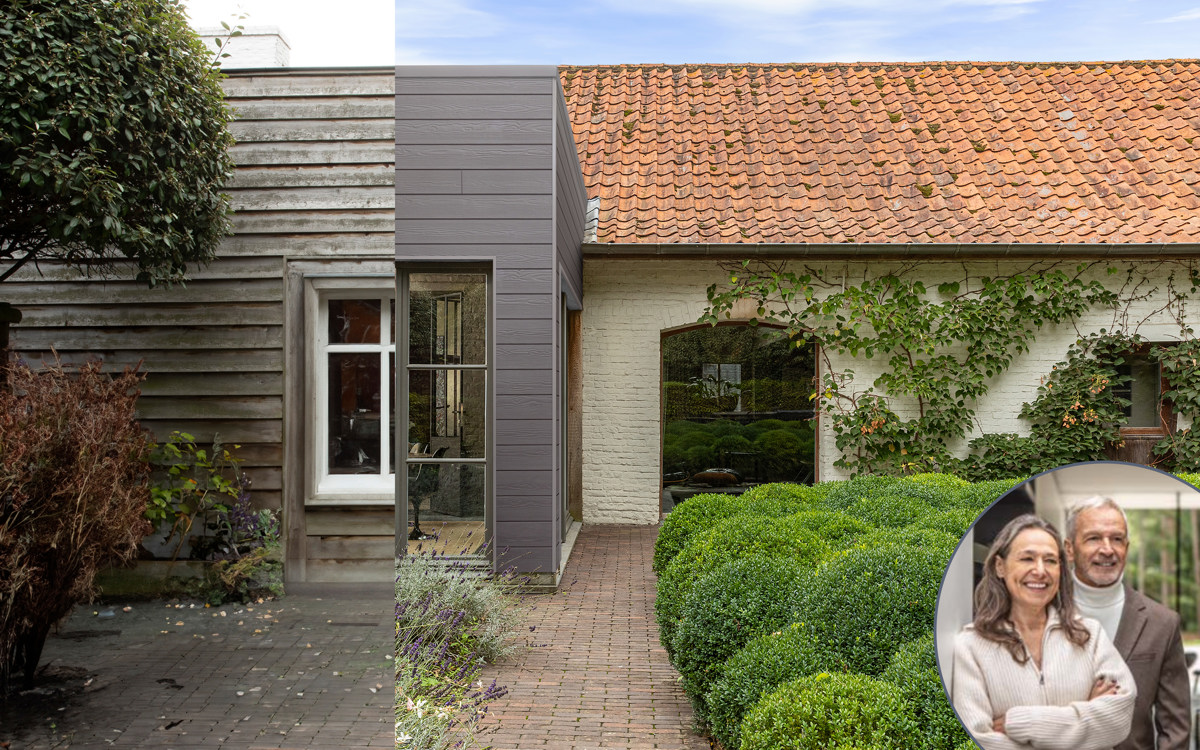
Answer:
[0,361,152,692]
[705,260,1117,475]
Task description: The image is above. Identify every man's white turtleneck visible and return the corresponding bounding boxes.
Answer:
[1072,572,1125,640]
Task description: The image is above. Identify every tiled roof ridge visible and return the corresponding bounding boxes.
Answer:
[559,60,1199,72]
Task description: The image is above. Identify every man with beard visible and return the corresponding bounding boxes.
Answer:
[1065,496,1191,750]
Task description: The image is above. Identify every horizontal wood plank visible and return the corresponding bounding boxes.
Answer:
[230,164,394,189]
[13,326,281,351]
[223,74,394,98]
[306,536,394,560]
[9,349,284,373]
[17,303,283,328]
[302,559,394,582]
[306,510,394,536]
[233,211,393,234]
[232,98,393,121]
[1,279,282,305]
[139,371,283,397]
[139,419,282,443]
[230,141,391,166]
[230,119,394,143]
[231,186,395,212]
[137,395,282,420]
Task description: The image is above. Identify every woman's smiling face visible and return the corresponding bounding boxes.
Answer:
[996,527,1061,613]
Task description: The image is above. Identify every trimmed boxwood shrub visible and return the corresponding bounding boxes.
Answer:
[654,492,743,574]
[792,543,945,675]
[881,634,969,750]
[671,555,808,715]
[845,492,936,528]
[814,475,903,510]
[704,623,839,750]
[740,672,918,750]
[852,526,959,560]
[951,478,1022,513]
[656,515,829,654]
[908,506,980,539]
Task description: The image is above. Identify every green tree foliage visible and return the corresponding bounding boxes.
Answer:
[0,0,234,286]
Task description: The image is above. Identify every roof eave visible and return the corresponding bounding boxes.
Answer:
[581,242,1200,259]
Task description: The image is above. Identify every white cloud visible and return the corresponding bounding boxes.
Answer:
[1149,6,1200,22]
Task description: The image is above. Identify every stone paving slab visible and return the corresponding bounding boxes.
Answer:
[0,583,393,750]
[478,524,710,750]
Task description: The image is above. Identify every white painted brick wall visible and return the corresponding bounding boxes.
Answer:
[197,27,291,68]
[581,257,1197,522]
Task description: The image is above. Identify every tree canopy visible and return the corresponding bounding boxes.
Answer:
[0,0,235,286]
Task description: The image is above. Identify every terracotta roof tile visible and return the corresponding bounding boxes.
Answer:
[562,61,1200,244]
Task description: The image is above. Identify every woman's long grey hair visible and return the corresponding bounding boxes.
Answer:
[973,514,1090,662]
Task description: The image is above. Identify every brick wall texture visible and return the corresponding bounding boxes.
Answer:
[581,256,1194,523]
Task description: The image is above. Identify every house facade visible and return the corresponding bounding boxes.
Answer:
[8,59,1199,586]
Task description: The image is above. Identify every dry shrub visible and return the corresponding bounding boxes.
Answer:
[0,359,152,692]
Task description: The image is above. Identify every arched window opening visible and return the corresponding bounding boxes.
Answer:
[661,324,816,509]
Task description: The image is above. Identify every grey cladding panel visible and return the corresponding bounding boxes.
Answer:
[496,394,552,421]
[396,77,553,95]
[396,170,461,195]
[396,195,549,221]
[494,368,552,396]
[496,545,554,575]
[494,520,554,547]
[495,497,553,523]
[494,420,556,445]
[462,170,552,195]
[395,119,552,145]
[495,320,553,346]
[496,268,554,294]
[496,344,552,370]
[396,95,551,121]
[495,443,553,471]
[396,219,550,245]
[495,294,553,320]
[397,144,551,170]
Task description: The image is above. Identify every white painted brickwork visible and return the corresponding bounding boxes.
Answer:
[581,257,1198,523]
[198,27,291,69]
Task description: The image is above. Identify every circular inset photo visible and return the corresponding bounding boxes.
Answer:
[935,461,1200,750]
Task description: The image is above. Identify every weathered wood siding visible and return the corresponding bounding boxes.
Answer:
[397,66,584,580]
[4,68,396,583]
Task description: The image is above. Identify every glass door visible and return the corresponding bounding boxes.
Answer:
[397,269,490,558]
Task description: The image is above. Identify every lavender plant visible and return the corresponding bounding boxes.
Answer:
[395,550,523,749]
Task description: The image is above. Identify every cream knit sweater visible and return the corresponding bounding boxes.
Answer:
[952,608,1136,750]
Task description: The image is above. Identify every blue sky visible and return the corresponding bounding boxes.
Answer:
[396,0,1200,66]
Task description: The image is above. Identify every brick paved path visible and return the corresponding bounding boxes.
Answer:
[0,583,393,750]
[479,524,710,750]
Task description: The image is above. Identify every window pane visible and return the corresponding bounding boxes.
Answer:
[407,369,485,459]
[328,353,382,474]
[329,299,381,344]
[408,461,486,525]
[662,325,816,493]
[409,274,486,365]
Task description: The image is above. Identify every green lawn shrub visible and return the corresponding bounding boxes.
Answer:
[671,555,808,715]
[845,492,935,528]
[908,506,980,539]
[814,475,903,510]
[704,622,839,750]
[656,515,829,655]
[739,672,918,750]
[951,478,1022,512]
[792,543,945,675]
[654,492,743,574]
[880,634,969,750]
[852,526,959,560]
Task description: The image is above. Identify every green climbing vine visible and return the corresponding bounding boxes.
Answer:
[704,260,1119,476]
[704,260,1200,477]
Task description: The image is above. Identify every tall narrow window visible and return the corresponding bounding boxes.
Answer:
[317,293,395,498]
[400,270,489,557]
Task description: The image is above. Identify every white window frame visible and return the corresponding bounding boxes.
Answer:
[306,277,396,505]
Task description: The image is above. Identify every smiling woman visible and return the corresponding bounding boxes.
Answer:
[950,514,1136,750]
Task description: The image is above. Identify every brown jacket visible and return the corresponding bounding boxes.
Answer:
[1112,585,1192,750]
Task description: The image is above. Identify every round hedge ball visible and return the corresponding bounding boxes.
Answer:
[671,555,808,717]
[704,622,840,750]
[881,634,970,750]
[792,543,945,675]
[740,672,918,750]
